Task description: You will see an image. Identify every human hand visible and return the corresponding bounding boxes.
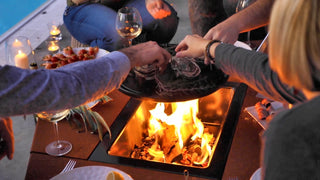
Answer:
[146,0,171,19]
[175,34,211,58]
[119,41,171,72]
[203,20,241,44]
[0,117,14,160]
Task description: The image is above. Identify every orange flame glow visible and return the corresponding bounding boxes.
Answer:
[143,99,214,165]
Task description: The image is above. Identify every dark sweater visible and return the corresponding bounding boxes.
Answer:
[215,43,305,104]
[263,96,320,180]
[215,43,320,179]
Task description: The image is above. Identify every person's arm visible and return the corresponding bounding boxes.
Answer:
[214,43,305,104]
[0,41,170,117]
[0,117,14,160]
[175,35,305,104]
[204,0,275,44]
[0,51,130,117]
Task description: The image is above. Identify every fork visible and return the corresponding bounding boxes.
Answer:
[60,159,76,174]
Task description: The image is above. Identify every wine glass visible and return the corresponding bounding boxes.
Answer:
[236,0,255,46]
[37,109,72,156]
[115,7,143,47]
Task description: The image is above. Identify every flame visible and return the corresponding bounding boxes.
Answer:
[144,99,214,165]
[50,25,61,36]
[48,41,59,52]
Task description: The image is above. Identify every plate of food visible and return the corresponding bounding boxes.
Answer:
[50,166,133,180]
[42,46,110,108]
[245,99,284,129]
[42,46,109,69]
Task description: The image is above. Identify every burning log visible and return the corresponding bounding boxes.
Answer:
[128,100,217,167]
[130,124,215,167]
[158,123,181,162]
[159,124,179,155]
[130,136,156,160]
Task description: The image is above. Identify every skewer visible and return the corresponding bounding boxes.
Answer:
[256,32,269,52]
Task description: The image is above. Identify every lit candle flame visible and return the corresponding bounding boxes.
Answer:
[50,25,61,36]
[48,41,59,52]
[12,39,22,47]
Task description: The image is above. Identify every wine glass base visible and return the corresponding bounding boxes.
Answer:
[45,140,72,156]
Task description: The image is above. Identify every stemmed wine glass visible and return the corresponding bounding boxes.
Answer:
[37,109,72,156]
[236,0,255,46]
[115,7,143,47]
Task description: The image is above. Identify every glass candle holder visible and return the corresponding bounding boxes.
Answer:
[47,22,63,41]
[47,39,60,53]
[6,36,32,69]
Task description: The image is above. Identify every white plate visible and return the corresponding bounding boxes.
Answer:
[234,41,252,50]
[245,101,284,129]
[50,166,133,180]
[250,168,262,180]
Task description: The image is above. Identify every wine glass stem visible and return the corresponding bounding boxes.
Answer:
[53,121,61,147]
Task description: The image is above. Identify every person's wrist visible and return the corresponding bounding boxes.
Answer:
[119,48,136,68]
[204,40,222,62]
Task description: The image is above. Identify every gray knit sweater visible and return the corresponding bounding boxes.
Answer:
[215,43,305,104]
[215,43,320,179]
[263,97,320,180]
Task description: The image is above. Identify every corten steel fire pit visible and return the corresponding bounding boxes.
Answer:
[89,82,247,180]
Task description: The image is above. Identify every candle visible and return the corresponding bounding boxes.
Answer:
[12,39,22,47]
[15,50,29,69]
[48,41,59,52]
[48,23,62,41]
[50,25,61,36]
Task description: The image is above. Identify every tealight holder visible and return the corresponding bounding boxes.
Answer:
[6,36,33,69]
[47,21,62,41]
[46,39,60,54]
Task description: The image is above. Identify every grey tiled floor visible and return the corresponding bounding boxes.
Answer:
[0,0,191,179]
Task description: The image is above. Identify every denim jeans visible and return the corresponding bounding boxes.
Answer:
[63,0,179,51]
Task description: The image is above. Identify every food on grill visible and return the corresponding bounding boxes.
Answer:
[106,171,124,180]
[133,64,157,80]
[155,57,228,99]
[170,56,201,78]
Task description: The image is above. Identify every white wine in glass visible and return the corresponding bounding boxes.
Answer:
[116,7,142,47]
[37,109,72,156]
